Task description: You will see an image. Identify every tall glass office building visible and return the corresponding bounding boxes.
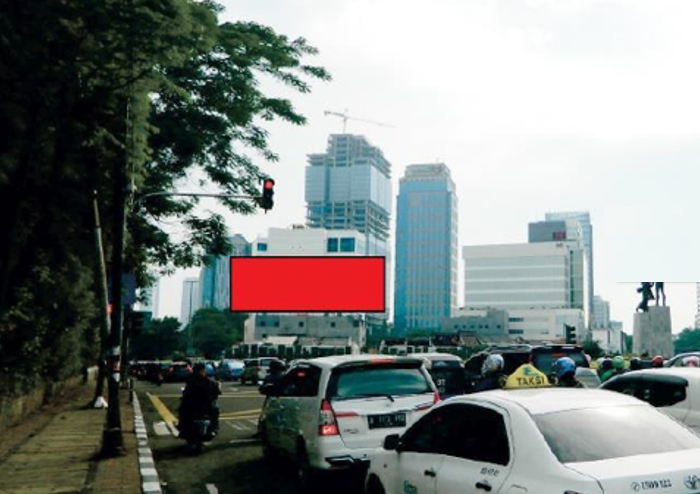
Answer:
[199,234,251,310]
[545,211,594,326]
[305,134,392,320]
[394,164,458,335]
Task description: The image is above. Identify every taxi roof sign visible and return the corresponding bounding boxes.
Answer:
[504,364,550,389]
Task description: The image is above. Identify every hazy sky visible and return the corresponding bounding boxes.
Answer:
[156,0,700,334]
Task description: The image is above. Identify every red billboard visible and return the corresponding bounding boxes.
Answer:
[229,256,385,313]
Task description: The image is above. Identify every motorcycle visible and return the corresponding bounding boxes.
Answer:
[177,385,219,454]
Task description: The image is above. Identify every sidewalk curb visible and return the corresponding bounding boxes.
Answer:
[133,393,163,494]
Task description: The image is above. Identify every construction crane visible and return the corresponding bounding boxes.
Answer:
[324,109,395,133]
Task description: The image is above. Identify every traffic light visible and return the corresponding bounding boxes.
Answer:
[564,324,576,344]
[261,178,275,212]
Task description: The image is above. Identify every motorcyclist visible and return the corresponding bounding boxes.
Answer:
[555,357,583,388]
[651,355,665,368]
[597,358,612,378]
[260,359,286,392]
[614,356,627,373]
[599,358,616,383]
[178,362,221,440]
[629,357,643,371]
[473,354,506,392]
[683,356,700,368]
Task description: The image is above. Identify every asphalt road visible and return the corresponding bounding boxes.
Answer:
[136,380,364,494]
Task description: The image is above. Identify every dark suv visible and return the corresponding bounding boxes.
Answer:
[464,344,588,392]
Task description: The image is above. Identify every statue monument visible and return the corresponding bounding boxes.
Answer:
[633,282,672,358]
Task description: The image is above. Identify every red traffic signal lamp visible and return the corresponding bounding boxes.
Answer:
[261,178,275,211]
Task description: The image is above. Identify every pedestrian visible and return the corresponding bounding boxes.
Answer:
[651,355,664,368]
[555,357,583,388]
[473,354,506,392]
[629,357,643,371]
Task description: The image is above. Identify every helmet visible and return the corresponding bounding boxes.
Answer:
[482,354,504,375]
[651,355,664,368]
[596,357,605,367]
[683,356,700,368]
[193,362,206,374]
[629,357,642,371]
[613,356,626,370]
[269,359,286,372]
[601,358,614,371]
[555,357,576,380]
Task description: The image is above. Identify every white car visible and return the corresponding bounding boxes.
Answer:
[259,355,439,487]
[601,368,700,433]
[366,388,700,494]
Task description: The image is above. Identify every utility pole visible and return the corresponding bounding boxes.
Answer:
[91,192,110,409]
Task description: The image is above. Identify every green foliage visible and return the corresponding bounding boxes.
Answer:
[0,0,327,391]
[674,328,700,354]
[185,308,246,359]
[130,317,182,360]
[583,337,605,360]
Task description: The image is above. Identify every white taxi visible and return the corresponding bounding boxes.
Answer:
[366,388,700,494]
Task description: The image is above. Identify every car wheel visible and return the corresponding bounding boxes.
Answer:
[366,475,386,494]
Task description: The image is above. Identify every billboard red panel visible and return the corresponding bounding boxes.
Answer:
[230,256,385,313]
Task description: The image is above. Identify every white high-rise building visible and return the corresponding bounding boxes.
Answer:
[593,296,611,329]
[251,226,367,257]
[463,242,587,342]
[180,278,200,325]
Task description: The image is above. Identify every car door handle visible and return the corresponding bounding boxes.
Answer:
[476,481,492,492]
[424,468,437,478]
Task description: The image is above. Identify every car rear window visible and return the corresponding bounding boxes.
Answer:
[328,365,432,400]
[534,405,700,463]
[244,360,259,368]
[428,366,465,396]
[532,349,587,373]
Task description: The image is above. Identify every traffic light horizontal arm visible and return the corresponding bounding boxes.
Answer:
[134,191,260,206]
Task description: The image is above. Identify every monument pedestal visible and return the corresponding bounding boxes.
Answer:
[633,306,672,358]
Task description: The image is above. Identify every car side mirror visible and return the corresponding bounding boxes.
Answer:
[383,434,401,452]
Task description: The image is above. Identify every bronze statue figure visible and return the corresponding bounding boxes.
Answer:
[655,282,666,306]
[636,282,655,313]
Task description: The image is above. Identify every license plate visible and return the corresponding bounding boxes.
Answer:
[368,413,406,429]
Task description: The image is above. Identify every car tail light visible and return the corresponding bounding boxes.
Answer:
[318,399,339,436]
[415,391,441,412]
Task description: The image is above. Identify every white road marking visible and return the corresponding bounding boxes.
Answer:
[166,421,179,436]
[246,419,258,427]
[229,439,260,445]
[153,421,170,436]
[206,484,219,494]
[226,421,246,431]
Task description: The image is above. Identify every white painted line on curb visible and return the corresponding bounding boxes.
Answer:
[142,481,162,493]
[228,439,260,445]
[141,467,158,477]
[206,484,219,494]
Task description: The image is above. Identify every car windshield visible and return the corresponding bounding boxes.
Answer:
[328,365,432,400]
[534,405,700,463]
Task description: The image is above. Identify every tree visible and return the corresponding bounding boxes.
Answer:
[130,317,181,360]
[186,308,246,359]
[583,337,605,360]
[674,328,700,355]
[0,0,328,393]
